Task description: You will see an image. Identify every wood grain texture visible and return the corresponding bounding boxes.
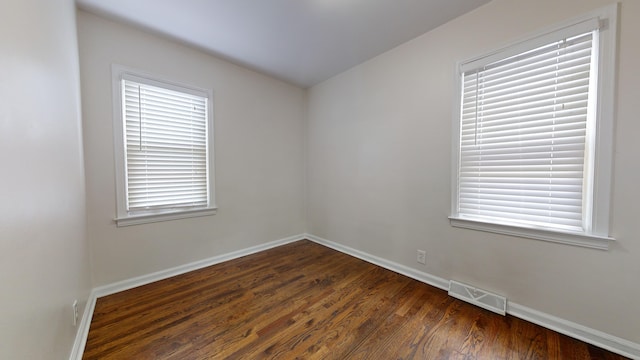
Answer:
[83,240,628,359]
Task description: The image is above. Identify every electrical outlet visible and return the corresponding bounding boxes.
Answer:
[72,300,78,327]
[417,250,426,265]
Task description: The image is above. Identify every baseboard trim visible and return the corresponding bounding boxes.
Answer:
[508,303,640,359]
[69,233,640,360]
[69,233,306,360]
[68,289,97,360]
[304,233,450,291]
[93,234,306,298]
[305,233,640,360]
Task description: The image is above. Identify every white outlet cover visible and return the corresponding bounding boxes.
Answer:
[72,300,78,326]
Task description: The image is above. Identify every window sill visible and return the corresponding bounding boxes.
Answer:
[115,207,217,227]
[449,217,613,250]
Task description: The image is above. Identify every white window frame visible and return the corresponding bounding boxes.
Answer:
[112,65,217,227]
[450,5,618,250]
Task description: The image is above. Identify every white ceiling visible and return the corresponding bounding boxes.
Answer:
[76,0,491,88]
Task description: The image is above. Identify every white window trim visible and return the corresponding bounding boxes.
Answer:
[450,4,618,250]
[111,64,217,227]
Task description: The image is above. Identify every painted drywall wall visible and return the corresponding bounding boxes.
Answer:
[77,11,306,286]
[307,0,640,344]
[0,0,91,358]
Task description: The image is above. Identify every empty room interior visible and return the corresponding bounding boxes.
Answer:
[2,0,640,359]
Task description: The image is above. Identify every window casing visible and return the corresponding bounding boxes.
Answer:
[112,66,216,226]
[450,5,617,249]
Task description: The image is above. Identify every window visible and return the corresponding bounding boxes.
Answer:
[450,5,617,249]
[112,66,216,226]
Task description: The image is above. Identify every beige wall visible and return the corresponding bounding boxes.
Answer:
[77,11,306,286]
[0,0,92,358]
[307,0,640,343]
[3,1,637,357]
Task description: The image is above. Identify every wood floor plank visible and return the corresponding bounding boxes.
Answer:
[83,240,630,359]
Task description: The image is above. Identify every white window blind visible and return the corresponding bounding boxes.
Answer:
[457,30,597,232]
[122,77,210,212]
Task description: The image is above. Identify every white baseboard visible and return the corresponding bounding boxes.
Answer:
[509,303,640,359]
[304,233,450,291]
[68,233,640,360]
[93,234,305,298]
[68,234,305,360]
[68,289,97,360]
[304,233,640,360]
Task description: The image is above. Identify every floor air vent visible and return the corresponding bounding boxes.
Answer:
[448,280,507,315]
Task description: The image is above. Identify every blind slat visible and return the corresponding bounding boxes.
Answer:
[123,79,210,212]
[457,30,596,232]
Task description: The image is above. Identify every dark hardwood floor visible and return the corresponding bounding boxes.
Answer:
[83,240,628,359]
